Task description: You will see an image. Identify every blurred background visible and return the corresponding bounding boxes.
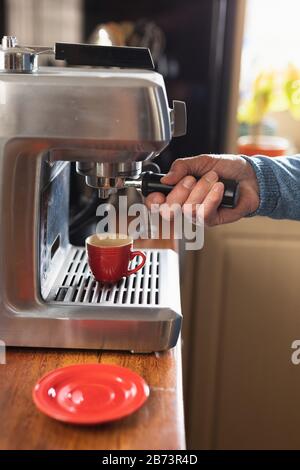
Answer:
[3,0,300,450]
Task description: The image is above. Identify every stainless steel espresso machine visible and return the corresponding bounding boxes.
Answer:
[0,36,187,352]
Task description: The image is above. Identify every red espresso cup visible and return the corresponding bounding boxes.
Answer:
[86,234,146,283]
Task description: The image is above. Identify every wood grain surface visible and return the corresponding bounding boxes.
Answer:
[0,237,185,450]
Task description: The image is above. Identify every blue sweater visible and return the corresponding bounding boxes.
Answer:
[243,155,300,220]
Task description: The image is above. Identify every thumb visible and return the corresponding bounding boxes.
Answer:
[161,155,217,185]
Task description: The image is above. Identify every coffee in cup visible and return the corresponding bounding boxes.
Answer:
[86,233,146,284]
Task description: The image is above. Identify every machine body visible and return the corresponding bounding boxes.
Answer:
[0,37,185,352]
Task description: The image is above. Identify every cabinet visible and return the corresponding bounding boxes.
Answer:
[182,217,300,449]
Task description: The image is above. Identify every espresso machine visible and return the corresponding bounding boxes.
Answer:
[0,36,192,352]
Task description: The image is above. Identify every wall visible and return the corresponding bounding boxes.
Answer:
[5,0,83,45]
[269,111,300,154]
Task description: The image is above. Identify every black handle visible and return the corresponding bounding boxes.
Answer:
[55,42,155,69]
[141,172,239,209]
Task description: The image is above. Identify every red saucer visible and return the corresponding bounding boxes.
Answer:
[32,364,150,425]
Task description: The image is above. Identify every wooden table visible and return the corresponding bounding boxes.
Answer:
[0,238,185,450]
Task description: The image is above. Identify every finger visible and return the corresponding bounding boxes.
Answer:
[165,175,197,206]
[183,181,224,226]
[145,192,166,210]
[184,170,219,207]
[159,175,197,220]
[161,155,217,185]
[203,183,254,226]
[215,207,246,225]
[215,186,257,225]
[202,182,225,226]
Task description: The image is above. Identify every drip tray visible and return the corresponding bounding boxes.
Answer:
[28,246,181,351]
[46,247,168,308]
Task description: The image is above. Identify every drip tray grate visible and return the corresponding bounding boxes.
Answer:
[47,247,160,306]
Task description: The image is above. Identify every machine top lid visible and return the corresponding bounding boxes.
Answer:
[0,36,155,74]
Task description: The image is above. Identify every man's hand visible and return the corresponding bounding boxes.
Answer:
[145,154,260,226]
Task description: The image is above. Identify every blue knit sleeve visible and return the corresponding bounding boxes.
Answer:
[242,155,300,220]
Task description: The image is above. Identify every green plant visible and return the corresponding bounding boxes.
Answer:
[238,65,300,126]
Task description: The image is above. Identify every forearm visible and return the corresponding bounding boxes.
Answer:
[243,155,300,220]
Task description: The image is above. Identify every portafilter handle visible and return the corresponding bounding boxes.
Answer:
[126,172,239,209]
